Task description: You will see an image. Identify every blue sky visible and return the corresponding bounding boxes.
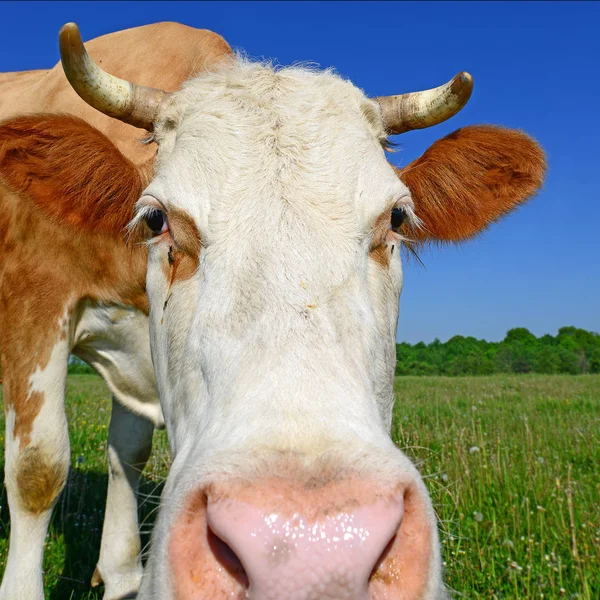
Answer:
[1,1,598,343]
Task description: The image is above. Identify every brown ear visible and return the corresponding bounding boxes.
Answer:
[0,115,143,234]
[397,125,546,242]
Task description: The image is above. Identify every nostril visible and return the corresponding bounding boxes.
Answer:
[369,533,397,586]
[207,525,249,588]
[368,484,436,600]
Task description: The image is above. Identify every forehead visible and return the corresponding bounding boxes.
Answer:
[149,59,407,227]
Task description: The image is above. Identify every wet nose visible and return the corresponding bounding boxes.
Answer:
[169,478,436,600]
[206,495,403,600]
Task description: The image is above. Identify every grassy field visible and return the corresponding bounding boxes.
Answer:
[0,374,598,599]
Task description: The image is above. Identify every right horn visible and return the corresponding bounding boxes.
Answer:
[59,22,171,131]
[376,72,473,135]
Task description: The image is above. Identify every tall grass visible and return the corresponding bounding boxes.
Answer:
[0,374,598,598]
[392,375,599,598]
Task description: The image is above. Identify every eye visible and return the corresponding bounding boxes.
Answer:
[145,208,168,236]
[390,207,407,232]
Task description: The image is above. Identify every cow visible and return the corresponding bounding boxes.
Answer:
[0,21,546,600]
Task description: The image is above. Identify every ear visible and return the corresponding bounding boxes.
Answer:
[0,115,143,234]
[397,125,546,242]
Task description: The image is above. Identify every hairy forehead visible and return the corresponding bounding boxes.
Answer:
[148,58,403,231]
[160,57,388,140]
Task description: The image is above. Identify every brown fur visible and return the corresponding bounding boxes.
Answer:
[168,208,202,283]
[370,244,391,268]
[168,207,203,260]
[398,125,547,242]
[370,210,394,268]
[90,566,103,588]
[16,446,68,514]
[0,116,149,448]
[0,115,143,235]
[147,206,203,287]
[7,384,48,450]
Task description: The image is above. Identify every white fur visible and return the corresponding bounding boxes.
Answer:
[0,333,70,600]
[72,302,163,427]
[136,59,444,598]
[94,399,154,600]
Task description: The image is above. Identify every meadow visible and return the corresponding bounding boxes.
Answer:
[0,374,598,599]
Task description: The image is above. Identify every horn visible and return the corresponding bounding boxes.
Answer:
[376,72,473,135]
[58,22,171,130]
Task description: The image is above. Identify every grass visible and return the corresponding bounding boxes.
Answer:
[0,374,598,599]
[392,375,600,599]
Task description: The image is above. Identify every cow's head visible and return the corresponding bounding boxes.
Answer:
[59,24,545,599]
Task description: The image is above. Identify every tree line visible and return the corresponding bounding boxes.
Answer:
[396,327,600,376]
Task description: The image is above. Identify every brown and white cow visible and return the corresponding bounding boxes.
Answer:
[0,21,546,600]
[0,22,231,600]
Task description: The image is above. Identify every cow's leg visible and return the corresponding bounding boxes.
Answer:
[72,304,161,598]
[0,337,70,600]
[93,397,154,600]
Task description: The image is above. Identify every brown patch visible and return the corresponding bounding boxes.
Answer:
[0,19,232,517]
[398,125,547,242]
[369,210,393,268]
[16,446,68,514]
[90,566,103,588]
[168,207,202,283]
[169,207,202,259]
[0,115,143,235]
[370,244,391,268]
[171,250,200,284]
[0,23,233,440]
[1,318,68,449]
[12,390,45,449]
[157,207,202,288]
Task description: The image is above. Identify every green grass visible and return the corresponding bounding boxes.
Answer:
[392,375,600,599]
[0,374,598,598]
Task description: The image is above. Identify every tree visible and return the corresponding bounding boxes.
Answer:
[395,327,600,376]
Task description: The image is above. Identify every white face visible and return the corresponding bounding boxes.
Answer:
[136,61,444,600]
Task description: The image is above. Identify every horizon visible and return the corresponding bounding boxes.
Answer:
[1,1,598,343]
[398,324,599,346]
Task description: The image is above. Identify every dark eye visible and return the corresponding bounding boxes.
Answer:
[145,208,168,236]
[390,207,407,232]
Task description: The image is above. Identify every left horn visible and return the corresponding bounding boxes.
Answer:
[59,22,171,130]
[376,72,473,135]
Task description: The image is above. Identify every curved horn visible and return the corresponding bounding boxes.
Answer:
[376,72,473,135]
[59,22,170,130]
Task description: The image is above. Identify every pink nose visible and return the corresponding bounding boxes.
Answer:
[169,478,434,599]
[207,496,403,599]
